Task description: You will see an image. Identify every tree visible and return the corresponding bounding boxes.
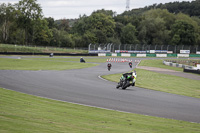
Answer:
[171,20,195,45]
[121,23,138,44]
[137,9,172,45]
[33,19,53,45]
[57,19,70,32]
[45,17,56,29]
[0,3,15,43]
[88,12,115,38]
[71,15,88,35]
[72,11,116,44]
[16,0,42,45]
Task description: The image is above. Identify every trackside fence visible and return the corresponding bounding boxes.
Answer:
[98,53,200,57]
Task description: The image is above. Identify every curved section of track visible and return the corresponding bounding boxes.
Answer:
[0,57,200,123]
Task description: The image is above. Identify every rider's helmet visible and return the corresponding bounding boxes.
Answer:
[133,70,136,74]
[132,70,137,77]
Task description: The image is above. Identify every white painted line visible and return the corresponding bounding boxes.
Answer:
[2,87,198,123]
[98,75,110,82]
[136,60,141,68]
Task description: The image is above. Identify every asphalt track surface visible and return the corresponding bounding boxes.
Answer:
[0,56,200,123]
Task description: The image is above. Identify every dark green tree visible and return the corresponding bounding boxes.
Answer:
[121,23,138,44]
[33,19,53,45]
[171,20,196,45]
[16,0,42,45]
[0,3,15,43]
[45,17,56,29]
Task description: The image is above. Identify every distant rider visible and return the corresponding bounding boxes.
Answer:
[80,57,85,63]
[107,62,112,71]
[49,53,54,57]
[129,61,132,68]
[123,70,137,86]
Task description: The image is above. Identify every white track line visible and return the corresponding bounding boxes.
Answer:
[2,87,198,123]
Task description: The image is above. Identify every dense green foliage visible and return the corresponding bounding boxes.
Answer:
[0,0,200,48]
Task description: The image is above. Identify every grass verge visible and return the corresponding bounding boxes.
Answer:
[0,88,199,133]
[0,44,88,53]
[24,57,107,63]
[0,58,98,70]
[138,59,183,71]
[102,68,200,98]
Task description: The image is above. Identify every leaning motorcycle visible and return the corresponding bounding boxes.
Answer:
[116,71,136,89]
[116,75,133,89]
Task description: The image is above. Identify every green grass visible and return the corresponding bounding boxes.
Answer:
[0,44,88,53]
[1,88,200,133]
[0,57,200,132]
[25,57,107,63]
[0,58,98,70]
[102,68,200,98]
[139,59,183,71]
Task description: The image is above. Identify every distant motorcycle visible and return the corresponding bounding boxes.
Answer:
[129,62,132,68]
[49,53,54,57]
[107,63,112,71]
[116,71,137,90]
[80,57,86,63]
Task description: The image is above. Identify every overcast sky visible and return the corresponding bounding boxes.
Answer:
[1,0,194,20]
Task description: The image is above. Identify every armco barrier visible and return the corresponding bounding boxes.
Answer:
[98,53,106,56]
[177,54,189,57]
[131,53,137,57]
[137,54,146,57]
[163,60,189,68]
[167,54,177,57]
[156,54,167,57]
[163,60,189,69]
[106,53,112,56]
[121,53,130,57]
[112,53,117,56]
[189,54,200,57]
[98,53,200,57]
[117,53,121,56]
[147,54,156,57]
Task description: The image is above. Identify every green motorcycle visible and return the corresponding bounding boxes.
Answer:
[116,73,135,90]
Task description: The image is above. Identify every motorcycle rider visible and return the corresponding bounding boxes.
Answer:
[122,70,137,86]
[49,53,54,57]
[128,61,132,68]
[116,70,137,89]
[107,62,112,71]
[80,57,85,63]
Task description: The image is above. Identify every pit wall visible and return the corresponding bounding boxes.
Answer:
[98,53,200,57]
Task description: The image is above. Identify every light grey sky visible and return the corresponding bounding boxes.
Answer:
[1,0,193,20]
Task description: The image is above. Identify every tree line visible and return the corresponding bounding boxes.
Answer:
[0,0,200,48]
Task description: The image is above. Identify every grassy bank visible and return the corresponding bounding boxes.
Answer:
[24,57,107,63]
[102,68,200,98]
[0,44,88,53]
[1,88,199,133]
[0,58,98,70]
[138,59,183,71]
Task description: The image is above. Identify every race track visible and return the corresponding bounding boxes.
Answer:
[0,56,200,123]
